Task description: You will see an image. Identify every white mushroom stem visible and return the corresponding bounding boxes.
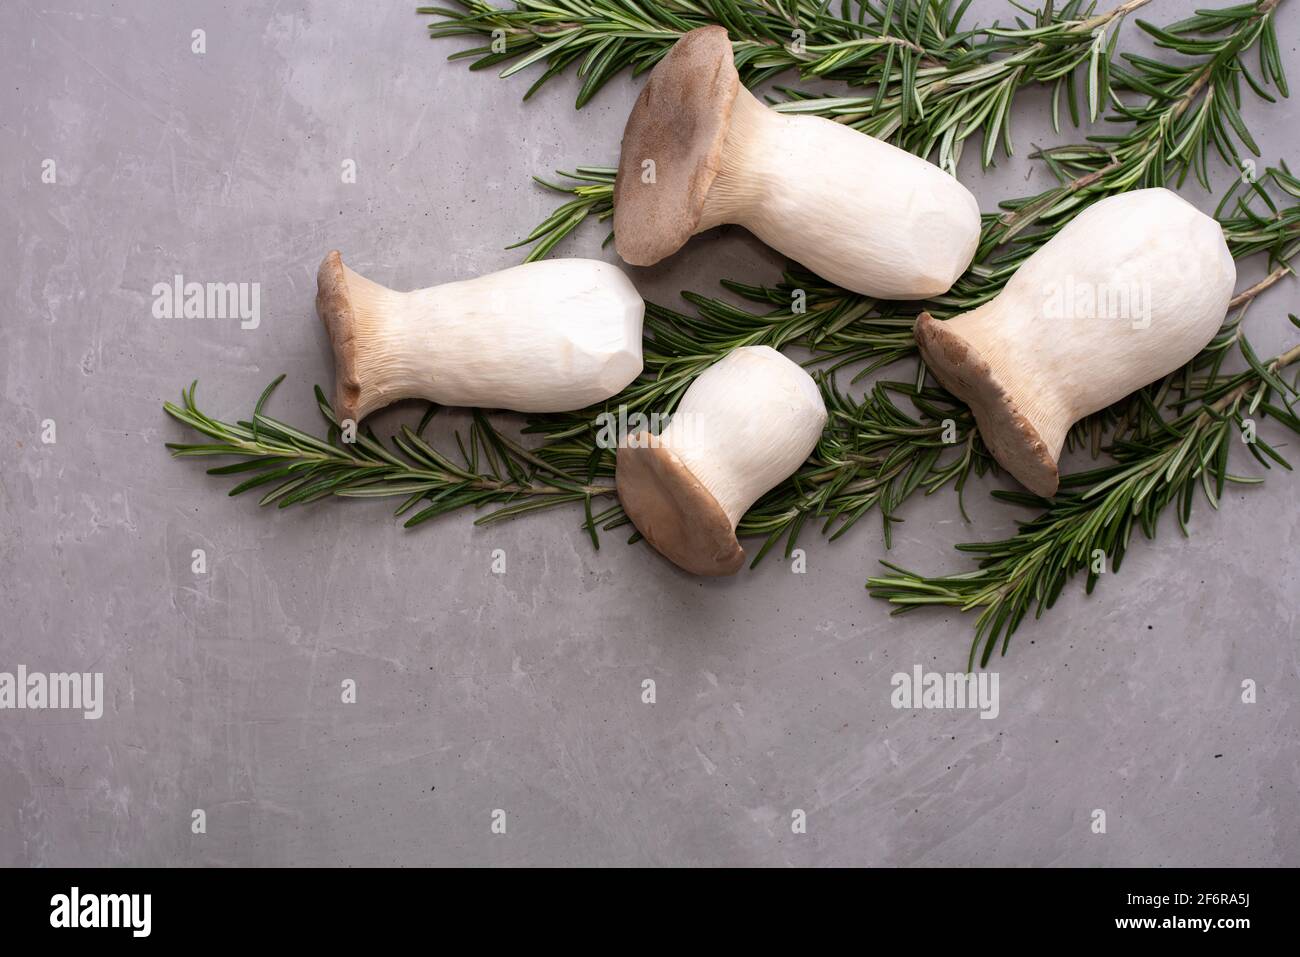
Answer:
[915,187,1237,497]
[317,254,644,422]
[660,346,826,526]
[697,89,981,299]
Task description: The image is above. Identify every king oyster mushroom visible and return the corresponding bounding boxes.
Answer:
[915,188,1236,497]
[616,345,827,576]
[316,251,645,423]
[612,26,981,300]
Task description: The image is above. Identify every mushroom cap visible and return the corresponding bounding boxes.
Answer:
[613,26,740,267]
[914,312,1060,498]
[616,433,745,576]
[316,249,364,424]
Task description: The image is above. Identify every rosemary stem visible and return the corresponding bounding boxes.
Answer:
[1207,340,1300,414]
[1078,0,1156,32]
[1227,266,1293,309]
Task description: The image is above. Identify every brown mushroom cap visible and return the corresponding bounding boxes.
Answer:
[613,26,740,267]
[914,312,1060,497]
[315,250,364,424]
[616,433,745,576]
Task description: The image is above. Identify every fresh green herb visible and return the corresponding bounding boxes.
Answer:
[422,0,981,108]
[423,0,1153,172]
[163,380,617,538]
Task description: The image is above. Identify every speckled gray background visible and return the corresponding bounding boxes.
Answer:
[1,0,1297,867]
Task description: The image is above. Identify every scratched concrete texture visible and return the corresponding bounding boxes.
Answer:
[1,0,1297,867]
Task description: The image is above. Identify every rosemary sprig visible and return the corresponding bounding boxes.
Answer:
[425,0,1151,172]
[511,166,616,263]
[999,0,1288,237]
[867,331,1300,668]
[421,0,976,107]
[163,375,985,554]
[775,0,1154,170]
[163,379,617,543]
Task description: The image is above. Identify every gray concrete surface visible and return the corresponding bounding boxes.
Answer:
[1,0,1297,867]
